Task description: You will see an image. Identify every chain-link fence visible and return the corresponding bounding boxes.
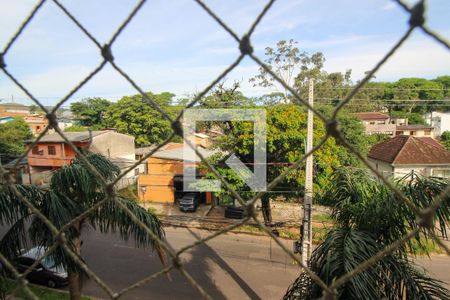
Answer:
[0,0,449,299]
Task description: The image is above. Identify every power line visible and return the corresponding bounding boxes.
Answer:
[314,87,448,91]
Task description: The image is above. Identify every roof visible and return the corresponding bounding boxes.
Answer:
[355,112,390,120]
[135,146,157,156]
[152,145,221,162]
[368,135,450,165]
[109,157,139,170]
[396,124,434,130]
[3,157,28,169]
[26,131,107,143]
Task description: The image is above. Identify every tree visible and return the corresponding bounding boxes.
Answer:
[199,81,253,108]
[433,76,450,98]
[250,39,304,103]
[0,153,165,300]
[440,131,450,151]
[390,110,426,125]
[0,118,33,164]
[70,98,111,127]
[207,105,341,224]
[285,169,450,299]
[317,105,369,167]
[105,92,175,146]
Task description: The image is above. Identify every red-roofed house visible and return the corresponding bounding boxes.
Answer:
[368,135,450,178]
[355,112,407,136]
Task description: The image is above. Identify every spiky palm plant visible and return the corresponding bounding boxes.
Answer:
[0,153,165,300]
[285,168,450,299]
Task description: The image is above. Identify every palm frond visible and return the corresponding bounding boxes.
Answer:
[0,184,44,225]
[50,153,119,207]
[284,228,450,300]
[91,197,166,263]
[0,215,30,260]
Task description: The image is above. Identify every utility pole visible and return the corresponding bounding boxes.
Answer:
[301,79,314,266]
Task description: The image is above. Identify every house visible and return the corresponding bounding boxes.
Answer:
[425,111,450,137]
[395,124,435,138]
[355,112,407,136]
[25,130,141,186]
[24,116,49,136]
[137,142,219,204]
[368,135,450,179]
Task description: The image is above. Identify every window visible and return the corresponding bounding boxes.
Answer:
[135,168,140,176]
[369,121,375,125]
[32,146,39,155]
[48,145,56,155]
[424,131,431,136]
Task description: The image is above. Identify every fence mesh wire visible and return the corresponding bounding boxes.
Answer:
[0,0,449,299]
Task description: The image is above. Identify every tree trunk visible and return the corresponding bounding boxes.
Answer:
[68,221,82,300]
[261,196,272,226]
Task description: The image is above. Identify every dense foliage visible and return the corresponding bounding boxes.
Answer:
[0,118,33,163]
[285,169,450,299]
[0,153,165,300]
[70,97,110,127]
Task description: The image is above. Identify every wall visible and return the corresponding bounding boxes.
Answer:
[361,119,396,136]
[395,129,434,138]
[368,158,394,178]
[89,131,135,160]
[27,142,75,168]
[427,112,450,136]
[368,158,450,179]
[137,157,185,203]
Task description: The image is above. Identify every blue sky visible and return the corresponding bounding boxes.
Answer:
[0,0,449,107]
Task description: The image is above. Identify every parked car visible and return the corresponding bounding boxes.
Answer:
[14,247,68,288]
[179,193,200,212]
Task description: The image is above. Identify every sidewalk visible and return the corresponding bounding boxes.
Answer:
[139,202,333,241]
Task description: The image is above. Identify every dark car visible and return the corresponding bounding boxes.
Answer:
[179,193,200,212]
[14,247,68,288]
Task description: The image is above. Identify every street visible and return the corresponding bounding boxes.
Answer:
[1,225,449,299]
[80,227,299,300]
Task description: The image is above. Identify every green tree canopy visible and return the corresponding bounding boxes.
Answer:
[286,169,450,299]
[105,92,175,146]
[0,153,165,300]
[70,97,111,127]
[0,118,32,163]
[440,131,450,151]
[212,105,341,195]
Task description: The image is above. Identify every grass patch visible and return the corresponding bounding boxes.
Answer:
[409,237,445,255]
[0,278,92,300]
[312,212,333,223]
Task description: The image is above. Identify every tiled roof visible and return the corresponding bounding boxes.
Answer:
[355,112,390,120]
[396,124,434,130]
[368,135,450,165]
[152,146,221,162]
[26,131,107,143]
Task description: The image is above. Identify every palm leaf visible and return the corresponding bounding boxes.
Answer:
[284,228,450,300]
[91,197,166,264]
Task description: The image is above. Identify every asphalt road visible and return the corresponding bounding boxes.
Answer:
[80,227,299,300]
[1,225,449,299]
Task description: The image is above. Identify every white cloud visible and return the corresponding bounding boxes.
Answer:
[381,2,397,11]
[324,33,450,82]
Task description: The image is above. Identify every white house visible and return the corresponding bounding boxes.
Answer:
[368,135,450,179]
[425,111,450,137]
